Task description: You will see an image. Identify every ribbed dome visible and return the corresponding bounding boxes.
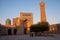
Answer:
[6,19,11,25]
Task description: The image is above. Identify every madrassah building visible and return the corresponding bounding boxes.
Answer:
[4,12,33,35]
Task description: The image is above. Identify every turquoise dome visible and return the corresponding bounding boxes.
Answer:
[6,19,11,24]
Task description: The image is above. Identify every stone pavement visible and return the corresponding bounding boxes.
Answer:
[0,35,60,40]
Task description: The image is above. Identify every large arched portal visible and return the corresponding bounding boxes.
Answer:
[23,19,31,34]
[8,29,12,35]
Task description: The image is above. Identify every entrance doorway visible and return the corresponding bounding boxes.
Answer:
[23,19,31,34]
[14,28,17,35]
[8,29,12,35]
[23,19,27,34]
[24,28,27,34]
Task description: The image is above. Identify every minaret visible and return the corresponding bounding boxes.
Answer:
[40,1,46,22]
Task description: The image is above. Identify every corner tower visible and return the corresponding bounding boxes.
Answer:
[40,1,46,22]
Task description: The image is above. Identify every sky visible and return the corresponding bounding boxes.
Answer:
[0,0,60,25]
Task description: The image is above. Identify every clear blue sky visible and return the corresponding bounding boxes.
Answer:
[0,0,60,25]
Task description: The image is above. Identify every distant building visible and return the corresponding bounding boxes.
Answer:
[55,23,60,34]
[49,24,57,31]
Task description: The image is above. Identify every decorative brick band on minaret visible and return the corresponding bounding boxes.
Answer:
[40,1,46,22]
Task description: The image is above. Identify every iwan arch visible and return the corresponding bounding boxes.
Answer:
[18,12,33,34]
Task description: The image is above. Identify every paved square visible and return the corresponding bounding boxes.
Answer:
[0,35,60,40]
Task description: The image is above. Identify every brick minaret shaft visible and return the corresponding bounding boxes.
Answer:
[40,2,46,22]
